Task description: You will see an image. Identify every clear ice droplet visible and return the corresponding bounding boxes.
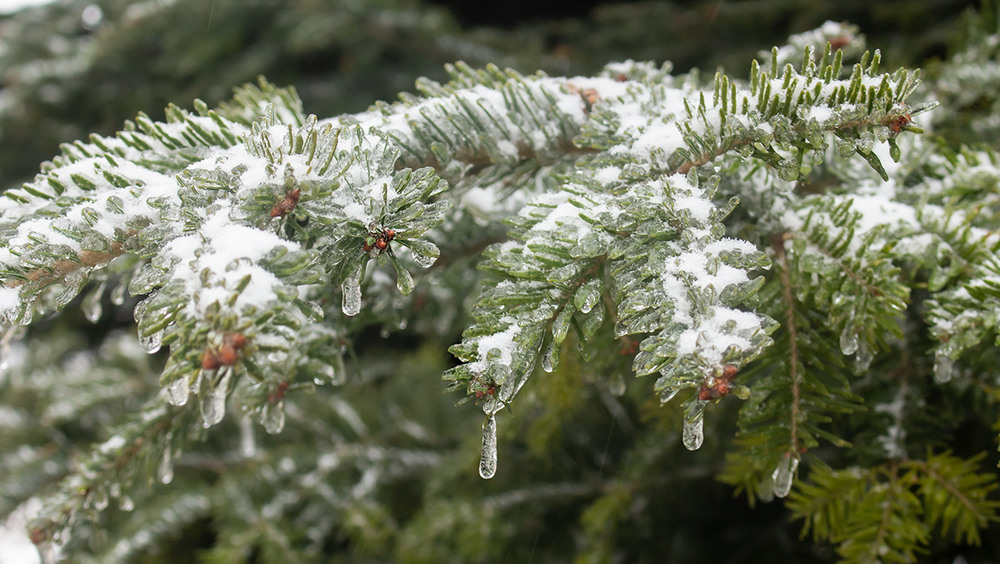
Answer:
[853,342,874,372]
[37,540,58,564]
[158,446,174,484]
[0,330,13,380]
[110,282,127,306]
[541,344,557,373]
[682,415,704,451]
[479,414,498,479]
[322,355,347,386]
[771,453,799,498]
[839,327,859,356]
[933,350,955,384]
[261,400,286,435]
[412,249,438,268]
[139,330,163,354]
[240,416,257,458]
[395,265,414,295]
[682,401,705,451]
[660,386,680,404]
[92,487,109,510]
[200,370,231,428]
[342,273,362,316]
[119,496,134,512]
[166,377,190,407]
[82,282,104,323]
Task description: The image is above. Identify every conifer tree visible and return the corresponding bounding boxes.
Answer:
[2,2,1000,563]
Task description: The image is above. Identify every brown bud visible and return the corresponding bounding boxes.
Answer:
[201,349,221,370]
[215,344,238,366]
[225,332,247,350]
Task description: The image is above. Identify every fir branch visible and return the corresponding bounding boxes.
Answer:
[5,13,994,562]
[773,233,803,459]
[788,451,1000,562]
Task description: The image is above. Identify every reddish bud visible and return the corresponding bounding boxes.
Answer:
[201,349,221,370]
[225,332,247,350]
[269,380,289,403]
[887,113,912,134]
[29,527,48,546]
[828,36,850,51]
[215,344,238,366]
[698,385,714,401]
[269,188,301,217]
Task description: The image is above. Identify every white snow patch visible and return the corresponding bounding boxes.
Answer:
[0,0,55,14]
[0,498,50,564]
[468,319,522,374]
[593,166,622,185]
[0,287,20,317]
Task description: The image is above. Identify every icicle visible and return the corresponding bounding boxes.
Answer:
[91,487,110,510]
[55,270,88,308]
[0,329,12,380]
[199,369,231,428]
[240,416,257,457]
[321,354,346,386]
[771,453,799,498]
[342,270,362,316]
[608,372,626,397]
[541,343,557,373]
[158,444,174,485]
[411,247,438,268]
[479,414,498,479]
[138,329,163,354]
[166,377,190,407]
[933,349,955,384]
[853,341,874,372]
[261,400,286,434]
[36,540,58,564]
[660,386,680,404]
[839,326,859,356]
[574,279,601,314]
[682,400,705,451]
[110,282,127,306]
[82,281,105,323]
[394,261,414,295]
[614,318,629,337]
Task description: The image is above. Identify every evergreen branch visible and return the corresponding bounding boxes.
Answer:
[4,13,989,561]
[787,462,930,564]
[88,490,213,564]
[360,62,591,182]
[788,451,1000,563]
[0,81,302,325]
[773,233,803,458]
[28,400,190,549]
[910,451,1000,544]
